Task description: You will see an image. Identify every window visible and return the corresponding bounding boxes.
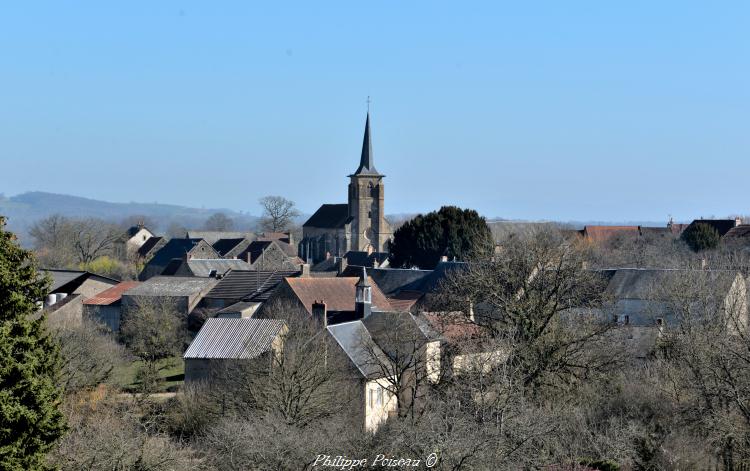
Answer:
[656,318,664,327]
[369,389,374,408]
[376,388,383,406]
[624,315,630,325]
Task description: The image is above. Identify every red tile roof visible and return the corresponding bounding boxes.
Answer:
[83,281,140,305]
[582,225,641,243]
[421,312,488,343]
[386,290,423,311]
[285,277,391,314]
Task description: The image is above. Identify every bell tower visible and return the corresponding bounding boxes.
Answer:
[348,112,390,253]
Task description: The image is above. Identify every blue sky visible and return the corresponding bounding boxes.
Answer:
[1,2,748,222]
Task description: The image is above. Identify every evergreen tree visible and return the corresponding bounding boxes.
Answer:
[389,206,494,269]
[682,222,720,252]
[0,216,66,470]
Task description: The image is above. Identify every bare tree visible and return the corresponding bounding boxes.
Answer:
[120,297,186,392]
[656,271,750,469]
[70,217,121,267]
[203,212,235,231]
[29,214,76,267]
[436,226,619,390]
[357,312,433,420]
[215,311,352,427]
[52,319,127,393]
[259,195,300,233]
[49,393,205,470]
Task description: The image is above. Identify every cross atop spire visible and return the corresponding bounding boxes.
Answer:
[352,112,382,176]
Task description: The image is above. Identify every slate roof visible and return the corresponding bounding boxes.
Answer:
[126,225,152,238]
[123,276,217,297]
[137,236,165,258]
[327,321,391,379]
[186,231,257,245]
[184,259,252,277]
[686,219,739,238]
[350,112,382,177]
[42,269,120,293]
[344,251,389,268]
[184,318,285,359]
[339,266,432,296]
[212,238,250,257]
[284,277,392,314]
[603,268,741,326]
[83,281,140,306]
[204,269,300,301]
[303,204,350,229]
[148,239,219,268]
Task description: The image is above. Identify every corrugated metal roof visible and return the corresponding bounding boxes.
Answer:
[83,281,141,305]
[184,318,286,359]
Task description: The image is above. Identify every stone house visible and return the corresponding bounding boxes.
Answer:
[121,276,218,320]
[160,257,252,277]
[236,240,302,271]
[39,269,120,325]
[120,223,154,257]
[139,238,220,280]
[82,281,140,332]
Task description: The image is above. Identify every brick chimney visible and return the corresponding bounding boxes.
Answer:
[300,263,311,278]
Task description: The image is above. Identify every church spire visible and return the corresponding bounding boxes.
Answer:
[353,112,381,176]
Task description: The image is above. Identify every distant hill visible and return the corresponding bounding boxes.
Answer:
[0,191,261,245]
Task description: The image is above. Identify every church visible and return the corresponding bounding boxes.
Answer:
[299,113,392,264]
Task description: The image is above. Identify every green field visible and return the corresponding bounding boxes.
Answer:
[113,355,185,393]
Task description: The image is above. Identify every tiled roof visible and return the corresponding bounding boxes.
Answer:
[723,225,750,239]
[184,318,285,359]
[285,277,392,314]
[303,204,350,229]
[236,240,299,263]
[204,269,300,301]
[83,281,141,305]
[420,312,488,343]
[582,226,641,243]
[386,290,423,311]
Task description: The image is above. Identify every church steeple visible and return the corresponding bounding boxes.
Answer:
[352,112,381,176]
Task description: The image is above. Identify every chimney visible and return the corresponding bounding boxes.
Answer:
[312,300,328,328]
[700,258,707,270]
[735,217,742,227]
[440,255,448,263]
[337,256,348,275]
[300,263,311,278]
[355,267,372,319]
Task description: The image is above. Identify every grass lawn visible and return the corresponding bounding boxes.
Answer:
[113,355,185,393]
